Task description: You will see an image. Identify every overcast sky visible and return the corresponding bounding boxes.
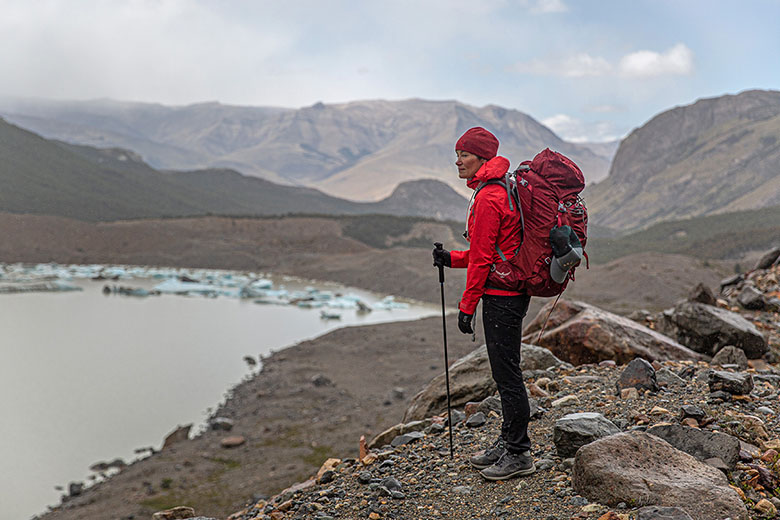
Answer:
[1,0,779,142]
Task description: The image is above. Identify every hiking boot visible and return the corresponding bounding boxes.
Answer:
[480,450,536,481]
[469,438,506,469]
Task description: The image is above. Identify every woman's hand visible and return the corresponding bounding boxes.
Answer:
[432,247,451,268]
[457,311,474,334]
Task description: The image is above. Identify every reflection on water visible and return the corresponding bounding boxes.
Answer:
[0,267,436,520]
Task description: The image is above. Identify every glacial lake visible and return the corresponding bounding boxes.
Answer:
[0,265,437,520]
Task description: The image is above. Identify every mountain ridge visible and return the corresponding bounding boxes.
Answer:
[0,117,468,222]
[0,97,614,201]
[587,89,780,230]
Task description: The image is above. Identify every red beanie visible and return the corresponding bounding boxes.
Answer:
[455,127,499,159]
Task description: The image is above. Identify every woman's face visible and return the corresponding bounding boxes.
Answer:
[456,150,486,179]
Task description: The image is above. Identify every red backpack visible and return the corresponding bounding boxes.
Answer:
[478,148,588,297]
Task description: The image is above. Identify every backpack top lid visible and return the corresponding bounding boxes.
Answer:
[530,148,585,193]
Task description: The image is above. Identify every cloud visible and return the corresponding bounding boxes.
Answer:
[541,113,622,143]
[512,53,612,77]
[530,0,568,14]
[619,43,694,77]
[511,44,694,80]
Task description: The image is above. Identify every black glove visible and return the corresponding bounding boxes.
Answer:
[549,225,574,258]
[432,247,451,268]
[457,310,474,334]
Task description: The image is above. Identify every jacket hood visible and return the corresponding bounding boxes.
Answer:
[466,156,511,189]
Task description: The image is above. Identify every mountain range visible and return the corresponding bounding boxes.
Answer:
[0,97,613,201]
[0,117,468,222]
[587,89,780,231]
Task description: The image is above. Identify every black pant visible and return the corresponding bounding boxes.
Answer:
[482,294,532,454]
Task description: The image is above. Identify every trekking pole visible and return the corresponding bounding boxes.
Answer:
[433,242,455,459]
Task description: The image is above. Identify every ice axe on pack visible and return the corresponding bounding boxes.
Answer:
[433,242,455,458]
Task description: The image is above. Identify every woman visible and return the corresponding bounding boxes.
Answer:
[432,126,535,480]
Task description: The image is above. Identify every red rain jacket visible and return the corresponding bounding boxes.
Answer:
[450,156,524,314]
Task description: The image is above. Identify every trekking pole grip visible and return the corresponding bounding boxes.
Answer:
[434,242,445,283]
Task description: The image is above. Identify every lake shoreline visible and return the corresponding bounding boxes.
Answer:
[37,311,481,520]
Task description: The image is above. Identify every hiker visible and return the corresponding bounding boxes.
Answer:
[431,127,535,480]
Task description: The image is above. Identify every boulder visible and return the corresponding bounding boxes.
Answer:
[152,507,197,520]
[710,346,749,370]
[523,300,705,366]
[654,301,767,358]
[553,412,620,458]
[637,506,693,520]
[369,419,431,449]
[754,247,780,270]
[403,344,548,422]
[520,343,571,371]
[708,370,754,395]
[572,431,748,520]
[616,358,658,393]
[162,424,192,450]
[477,395,502,416]
[646,424,740,470]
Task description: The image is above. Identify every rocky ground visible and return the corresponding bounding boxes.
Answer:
[15,212,769,520]
[222,259,780,520]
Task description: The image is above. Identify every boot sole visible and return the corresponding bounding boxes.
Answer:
[480,463,536,481]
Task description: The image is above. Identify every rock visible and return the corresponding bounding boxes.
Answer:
[446,409,466,426]
[520,343,572,371]
[646,424,740,470]
[735,414,770,444]
[311,374,332,387]
[316,458,341,481]
[620,387,639,400]
[551,395,579,408]
[522,300,705,366]
[688,283,716,306]
[465,412,486,427]
[452,485,472,494]
[655,367,686,387]
[754,498,777,516]
[477,395,502,416]
[754,247,780,270]
[357,471,372,484]
[710,346,749,369]
[220,436,246,448]
[572,431,748,520]
[369,419,431,449]
[209,417,234,431]
[708,370,754,395]
[679,405,705,422]
[380,476,402,491]
[637,506,694,520]
[616,358,658,393]
[719,273,744,292]
[162,424,192,449]
[404,345,495,422]
[152,506,197,520]
[654,301,767,358]
[68,482,83,497]
[737,285,766,310]
[390,431,425,447]
[553,412,620,458]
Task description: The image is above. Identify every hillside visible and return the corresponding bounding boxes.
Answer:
[586,204,780,266]
[0,118,467,222]
[0,98,613,201]
[587,89,780,230]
